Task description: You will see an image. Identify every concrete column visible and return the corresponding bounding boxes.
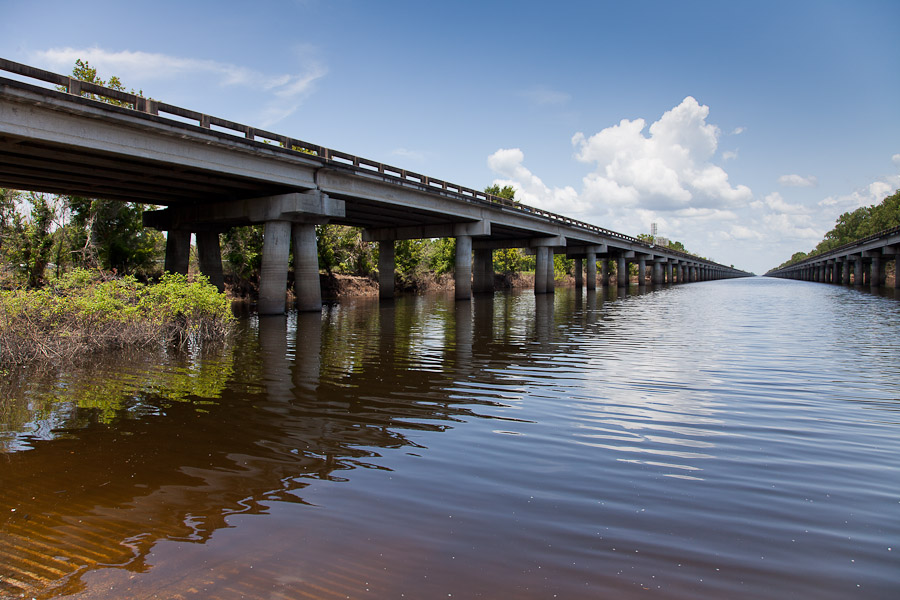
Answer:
[574,257,583,288]
[196,231,225,292]
[259,220,291,315]
[482,249,495,293]
[854,257,864,285]
[292,223,321,312]
[378,240,395,299]
[164,230,190,275]
[871,255,883,288]
[455,235,473,300]
[652,262,662,285]
[546,248,556,293]
[535,246,549,294]
[617,256,627,287]
[638,258,646,286]
[600,259,609,287]
[473,248,493,294]
[896,256,900,289]
[666,262,673,284]
[840,261,849,285]
[586,251,597,290]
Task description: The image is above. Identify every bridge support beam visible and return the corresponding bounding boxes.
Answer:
[586,251,596,290]
[259,221,291,315]
[164,230,191,276]
[196,231,225,292]
[292,223,321,312]
[379,241,395,299]
[455,234,473,300]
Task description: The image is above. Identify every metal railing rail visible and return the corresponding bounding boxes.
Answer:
[0,58,738,269]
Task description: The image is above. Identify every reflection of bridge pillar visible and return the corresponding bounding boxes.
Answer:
[379,240,395,299]
[196,231,224,292]
[258,314,291,400]
[617,256,627,287]
[293,311,323,393]
[164,230,190,275]
[259,220,291,315]
[586,252,596,290]
[574,257,583,288]
[292,223,321,312]
[455,235,473,300]
[454,300,473,368]
[638,258,646,286]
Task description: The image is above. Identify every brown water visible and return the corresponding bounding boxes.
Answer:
[2,278,899,599]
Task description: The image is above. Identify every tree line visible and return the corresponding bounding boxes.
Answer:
[776,189,900,269]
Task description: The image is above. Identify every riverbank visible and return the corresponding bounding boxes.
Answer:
[0,270,233,367]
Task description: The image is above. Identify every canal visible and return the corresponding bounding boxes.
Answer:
[1,277,899,599]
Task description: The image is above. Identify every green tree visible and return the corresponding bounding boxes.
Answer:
[485,184,517,202]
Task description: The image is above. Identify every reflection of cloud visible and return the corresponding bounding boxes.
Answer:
[32,47,326,127]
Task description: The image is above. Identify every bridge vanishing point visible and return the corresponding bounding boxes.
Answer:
[0,58,750,314]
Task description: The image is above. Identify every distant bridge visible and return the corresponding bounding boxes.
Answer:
[0,59,750,313]
[766,226,900,288]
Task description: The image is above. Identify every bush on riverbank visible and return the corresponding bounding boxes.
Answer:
[0,270,233,366]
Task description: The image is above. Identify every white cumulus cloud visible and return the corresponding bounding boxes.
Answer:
[571,96,752,211]
[778,174,818,188]
[487,148,583,213]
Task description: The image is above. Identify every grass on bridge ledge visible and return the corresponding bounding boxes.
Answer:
[0,270,233,367]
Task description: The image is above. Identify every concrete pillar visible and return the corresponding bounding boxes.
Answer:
[378,240,395,299]
[617,256,627,287]
[546,248,556,293]
[854,257,864,285]
[535,246,549,294]
[164,230,190,275]
[473,248,493,294]
[292,223,321,312]
[652,262,662,285]
[841,260,850,285]
[574,257,583,288]
[871,255,883,288]
[259,220,291,315]
[896,256,900,289]
[586,251,597,290]
[455,235,473,300]
[196,231,225,292]
[638,258,646,286]
[666,262,673,284]
[600,259,609,287]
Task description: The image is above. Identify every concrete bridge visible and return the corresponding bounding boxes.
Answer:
[766,225,900,288]
[0,59,750,313]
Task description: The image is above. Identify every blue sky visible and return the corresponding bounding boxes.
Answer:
[3,0,898,273]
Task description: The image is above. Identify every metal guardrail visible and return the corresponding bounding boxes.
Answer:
[768,224,900,273]
[0,57,734,268]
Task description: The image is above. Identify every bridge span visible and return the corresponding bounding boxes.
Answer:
[0,59,750,313]
[766,226,900,288]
